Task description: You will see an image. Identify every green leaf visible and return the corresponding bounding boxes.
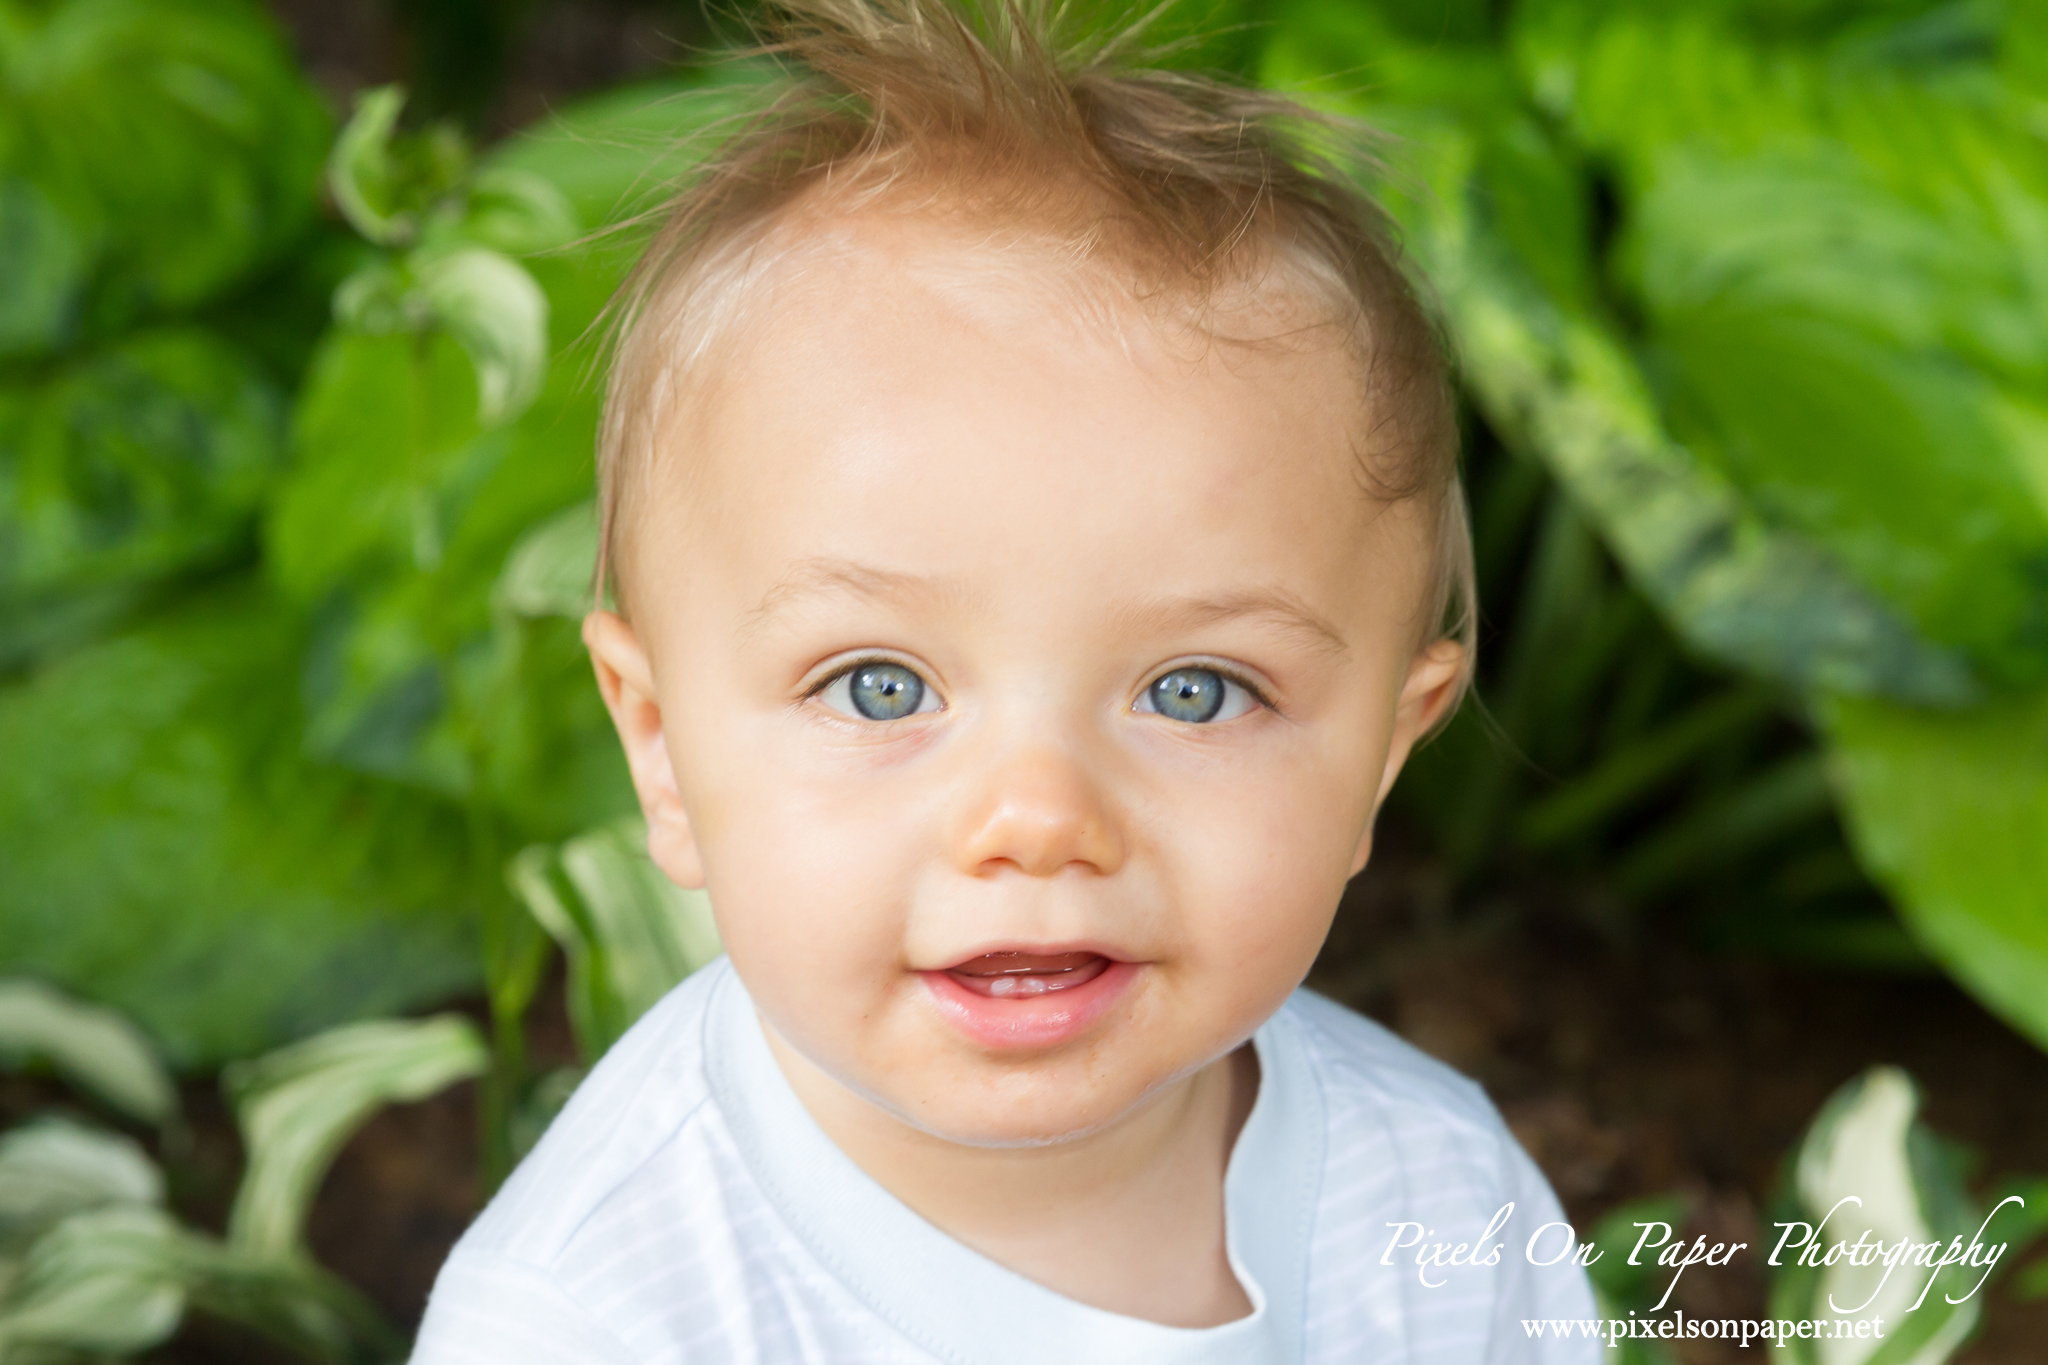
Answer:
[224,1014,486,1258]
[0,326,284,668]
[1771,1067,1983,1365]
[0,0,330,345]
[0,1203,396,1364]
[0,1206,185,1357]
[1516,12,2048,688]
[272,252,618,808]
[495,499,597,620]
[509,821,720,1062]
[1622,147,2048,688]
[326,84,468,249]
[0,1119,163,1258]
[269,329,490,600]
[0,586,481,1066]
[0,981,176,1127]
[1819,689,2048,1054]
[415,246,550,425]
[327,85,410,247]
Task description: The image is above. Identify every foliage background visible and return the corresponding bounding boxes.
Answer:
[2,0,2046,1359]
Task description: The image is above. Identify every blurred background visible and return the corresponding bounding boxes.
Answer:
[2,1,2046,1361]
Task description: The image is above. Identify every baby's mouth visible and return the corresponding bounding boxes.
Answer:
[945,951,1110,998]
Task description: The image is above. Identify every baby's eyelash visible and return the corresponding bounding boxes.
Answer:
[1209,666,1274,709]
[804,656,907,698]
[1161,660,1274,704]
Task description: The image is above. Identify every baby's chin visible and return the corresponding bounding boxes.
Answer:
[845,1037,1228,1149]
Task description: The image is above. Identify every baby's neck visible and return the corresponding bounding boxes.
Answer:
[762,1024,1260,1328]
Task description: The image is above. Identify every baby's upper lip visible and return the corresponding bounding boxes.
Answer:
[932,941,1133,973]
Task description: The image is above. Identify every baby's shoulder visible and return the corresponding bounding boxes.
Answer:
[455,961,731,1267]
[1280,988,1520,1178]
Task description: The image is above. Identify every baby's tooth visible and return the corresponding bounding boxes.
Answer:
[988,977,1015,996]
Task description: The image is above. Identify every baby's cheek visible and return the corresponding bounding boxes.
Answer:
[1172,792,1350,996]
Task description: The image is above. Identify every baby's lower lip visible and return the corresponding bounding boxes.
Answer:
[944,951,1110,998]
[920,953,1139,1050]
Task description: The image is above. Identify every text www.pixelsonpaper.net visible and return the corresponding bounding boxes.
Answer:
[1521,1313,1889,1348]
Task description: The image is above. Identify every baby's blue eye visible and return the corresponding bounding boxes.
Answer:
[818,660,940,721]
[1139,667,1258,724]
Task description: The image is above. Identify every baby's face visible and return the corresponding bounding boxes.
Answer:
[593,216,1461,1145]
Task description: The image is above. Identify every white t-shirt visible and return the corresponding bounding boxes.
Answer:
[413,959,1598,1363]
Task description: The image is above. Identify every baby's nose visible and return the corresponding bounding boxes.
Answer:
[949,747,1125,878]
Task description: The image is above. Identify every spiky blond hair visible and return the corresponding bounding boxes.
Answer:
[597,0,1476,705]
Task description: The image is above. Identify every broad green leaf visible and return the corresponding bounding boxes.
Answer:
[415,246,550,425]
[495,500,597,620]
[1620,146,2048,688]
[269,324,608,804]
[0,326,284,668]
[0,0,329,345]
[269,329,491,600]
[0,1119,162,1256]
[1260,26,1976,704]
[224,1014,487,1258]
[510,821,720,1061]
[0,1206,184,1356]
[1441,195,1976,707]
[0,586,480,1065]
[1818,689,2048,1054]
[0,981,175,1126]
[272,238,620,812]
[1770,1068,1982,1365]
[1516,12,2048,688]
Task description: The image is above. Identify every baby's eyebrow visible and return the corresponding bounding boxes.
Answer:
[739,558,1347,659]
[737,557,962,638]
[1112,589,1350,660]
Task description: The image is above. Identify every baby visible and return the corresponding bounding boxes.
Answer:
[415,1,1596,1359]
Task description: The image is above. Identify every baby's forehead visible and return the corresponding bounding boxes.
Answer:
[706,198,1361,382]
[612,197,1396,623]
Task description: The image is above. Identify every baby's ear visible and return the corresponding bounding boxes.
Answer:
[1350,638,1468,876]
[583,610,707,889]
[1375,638,1469,807]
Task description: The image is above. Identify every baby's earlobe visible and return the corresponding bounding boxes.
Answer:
[646,803,708,891]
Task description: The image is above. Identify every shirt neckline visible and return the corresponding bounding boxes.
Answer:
[703,961,1323,1365]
